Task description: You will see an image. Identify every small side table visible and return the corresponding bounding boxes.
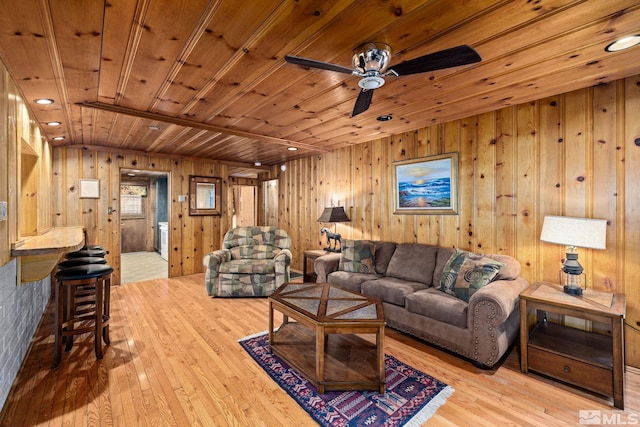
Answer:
[519,281,626,409]
[303,249,329,282]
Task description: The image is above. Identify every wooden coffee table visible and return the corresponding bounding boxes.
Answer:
[268,282,386,394]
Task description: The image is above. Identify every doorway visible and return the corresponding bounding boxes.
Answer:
[120,168,170,284]
[262,179,278,227]
[232,184,257,227]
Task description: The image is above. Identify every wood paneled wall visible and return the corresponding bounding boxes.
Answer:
[278,76,640,368]
[50,147,233,285]
[0,63,52,268]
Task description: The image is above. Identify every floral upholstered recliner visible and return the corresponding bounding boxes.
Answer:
[203,226,292,297]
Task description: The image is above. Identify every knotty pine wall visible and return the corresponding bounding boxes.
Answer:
[0,64,52,267]
[279,76,640,368]
[50,147,234,285]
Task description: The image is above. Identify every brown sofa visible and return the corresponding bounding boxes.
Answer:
[314,241,529,368]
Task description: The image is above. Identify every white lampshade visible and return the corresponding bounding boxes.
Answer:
[540,216,607,249]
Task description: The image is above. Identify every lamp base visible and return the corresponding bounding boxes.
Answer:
[322,246,341,253]
[563,285,583,296]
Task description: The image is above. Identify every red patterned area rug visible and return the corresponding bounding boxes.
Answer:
[239,332,454,427]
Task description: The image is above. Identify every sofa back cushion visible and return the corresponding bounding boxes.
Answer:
[339,240,376,274]
[433,247,456,285]
[373,241,397,274]
[384,243,438,286]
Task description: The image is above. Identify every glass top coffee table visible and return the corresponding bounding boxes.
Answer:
[268,282,386,394]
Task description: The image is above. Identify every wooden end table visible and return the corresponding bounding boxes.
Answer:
[302,249,329,282]
[519,281,626,409]
[269,282,386,394]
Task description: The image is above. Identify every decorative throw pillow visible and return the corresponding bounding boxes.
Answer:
[339,240,376,274]
[440,250,504,302]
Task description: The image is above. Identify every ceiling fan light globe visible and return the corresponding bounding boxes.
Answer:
[358,76,385,90]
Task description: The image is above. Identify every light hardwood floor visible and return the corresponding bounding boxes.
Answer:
[1,274,638,426]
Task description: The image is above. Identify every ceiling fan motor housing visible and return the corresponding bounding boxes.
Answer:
[353,43,391,90]
[352,42,391,74]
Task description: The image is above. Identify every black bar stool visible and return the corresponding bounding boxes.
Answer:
[65,248,107,259]
[57,256,107,269]
[52,264,113,369]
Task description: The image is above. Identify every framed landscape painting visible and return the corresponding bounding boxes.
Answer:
[392,152,458,215]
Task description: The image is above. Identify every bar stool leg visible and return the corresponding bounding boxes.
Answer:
[64,285,76,352]
[95,277,104,360]
[52,280,63,369]
[103,276,111,345]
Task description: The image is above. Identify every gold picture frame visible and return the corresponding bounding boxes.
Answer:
[392,152,458,215]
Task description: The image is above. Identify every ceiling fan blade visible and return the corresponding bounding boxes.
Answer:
[284,55,355,75]
[352,89,374,117]
[389,45,481,75]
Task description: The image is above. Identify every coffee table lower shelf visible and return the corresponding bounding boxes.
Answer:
[270,322,384,393]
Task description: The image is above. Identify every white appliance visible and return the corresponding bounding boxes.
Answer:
[158,222,168,261]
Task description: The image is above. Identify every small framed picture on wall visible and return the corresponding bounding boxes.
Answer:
[79,179,100,199]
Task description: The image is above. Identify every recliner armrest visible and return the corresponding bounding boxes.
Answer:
[274,249,292,266]
[314,253,342,283]
[203,249,231,272]
[468,277,529,326]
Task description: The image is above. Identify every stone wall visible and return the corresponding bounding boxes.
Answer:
[0,259,50,409]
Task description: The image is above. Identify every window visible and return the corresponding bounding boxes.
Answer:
[121,194,144,216]
[120,184,147,217]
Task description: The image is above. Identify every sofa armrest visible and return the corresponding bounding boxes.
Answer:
[314,253,342,283]
[468,277,529,326]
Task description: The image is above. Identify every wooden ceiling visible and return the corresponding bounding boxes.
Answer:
[1,0,639,167]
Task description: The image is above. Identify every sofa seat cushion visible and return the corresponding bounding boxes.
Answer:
[406,288,468,329]
[385,243,439,286]
[327,271,382,293]
[361,277,428,306]
[219,259,275,275]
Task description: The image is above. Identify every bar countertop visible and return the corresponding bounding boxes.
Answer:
[11,226,84,256]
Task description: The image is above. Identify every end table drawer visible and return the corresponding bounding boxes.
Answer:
[528,347,613,396]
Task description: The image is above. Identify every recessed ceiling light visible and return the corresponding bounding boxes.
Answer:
[46,121,62,126]
[254,162,262,166]
[52,136,65,141]
[377,115,393,121]
[605,35,640,52]
[127,173,136,177]
[287,147,298,151]
[34,98,54,105]
[148,125,159,130]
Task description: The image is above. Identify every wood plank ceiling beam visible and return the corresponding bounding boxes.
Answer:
[80,101,328,152]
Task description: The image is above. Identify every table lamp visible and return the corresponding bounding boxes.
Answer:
[317,206,350,252]
[540,215,607,295]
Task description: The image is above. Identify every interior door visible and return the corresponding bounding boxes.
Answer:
[121,218,147,252]
[233,185,257,226]
[262,179,278,227]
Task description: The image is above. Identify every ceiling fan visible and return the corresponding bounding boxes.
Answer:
[284,43,481,117]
